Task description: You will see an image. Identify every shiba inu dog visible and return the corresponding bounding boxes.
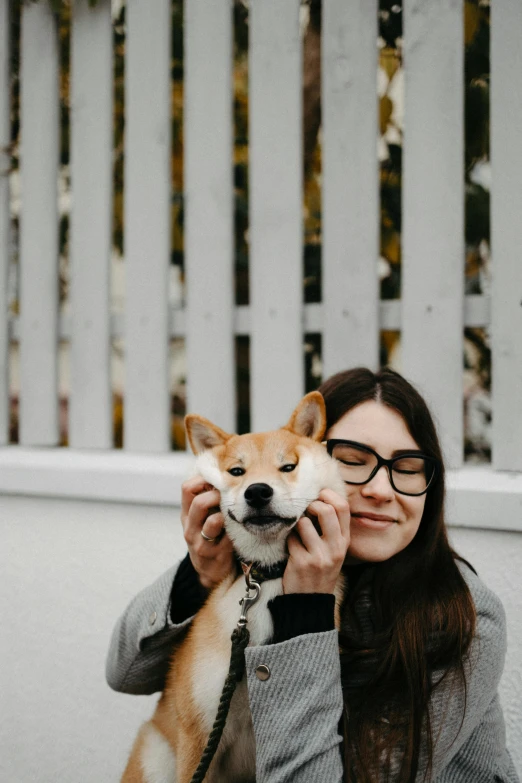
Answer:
[121,391,346,783]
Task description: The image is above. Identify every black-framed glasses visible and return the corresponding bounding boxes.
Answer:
[325,439,440,497]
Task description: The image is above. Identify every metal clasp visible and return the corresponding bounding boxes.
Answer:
[237,563,261,627]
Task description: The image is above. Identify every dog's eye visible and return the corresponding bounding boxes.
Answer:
[280,464,296,473]
[228,467,245,477]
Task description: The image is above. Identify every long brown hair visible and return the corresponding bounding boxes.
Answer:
[319,367,476,783]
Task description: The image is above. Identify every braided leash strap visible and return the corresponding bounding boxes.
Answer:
[189,624,251,783]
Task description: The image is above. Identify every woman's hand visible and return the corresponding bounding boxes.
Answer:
[283,489,351,594]
[181,475,235,589]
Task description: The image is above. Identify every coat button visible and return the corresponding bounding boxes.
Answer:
[149,611,157,626]
[255,664,271,681]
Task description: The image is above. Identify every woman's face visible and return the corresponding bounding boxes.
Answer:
[327,400,427,563]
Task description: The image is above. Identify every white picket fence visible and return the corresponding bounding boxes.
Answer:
[0,0,521,531]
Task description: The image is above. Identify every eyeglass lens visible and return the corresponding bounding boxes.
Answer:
[331,443,432,495]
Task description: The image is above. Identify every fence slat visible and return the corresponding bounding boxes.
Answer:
[322,0,379,378]
[69,0,113,449]
[249,0,303,432]
[124,0,171,452]
[491,0,522,471]
[401,0,464,468]
[19,1,60,446]
[184,0,235,431]
[0,0,9,444]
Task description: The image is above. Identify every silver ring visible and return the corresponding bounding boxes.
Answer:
[200,529,217,543]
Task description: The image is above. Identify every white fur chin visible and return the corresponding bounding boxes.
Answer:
[225,517,293,566]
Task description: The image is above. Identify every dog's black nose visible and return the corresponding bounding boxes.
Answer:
[244,483,274,508]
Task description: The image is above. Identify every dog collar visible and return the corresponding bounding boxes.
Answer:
[241,560,287,584]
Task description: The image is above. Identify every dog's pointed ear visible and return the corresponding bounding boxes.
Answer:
[284,391,326,442]
[185,415,232,454]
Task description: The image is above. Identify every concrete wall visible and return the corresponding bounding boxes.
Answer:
[1,495,520,782]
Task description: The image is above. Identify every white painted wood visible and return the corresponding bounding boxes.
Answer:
[69,0,113,449]
[490,0,522,471]
[401,0,464,468]
[19,1,60,446]
[249,0,303,431]
[464,294,490,329]
[0,0,9,444]
[322,0,379,376]
[184,0,235,431]
[7,294,492,343]
[124,0,171,452]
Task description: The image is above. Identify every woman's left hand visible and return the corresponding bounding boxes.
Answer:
[282,489,351,594]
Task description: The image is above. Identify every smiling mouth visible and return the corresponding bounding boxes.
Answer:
[351,513,397,530]
[228,510,296,529]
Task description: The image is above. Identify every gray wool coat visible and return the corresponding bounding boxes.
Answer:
[106,562,519,783]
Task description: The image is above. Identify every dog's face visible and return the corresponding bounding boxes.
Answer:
[185,392,345,565]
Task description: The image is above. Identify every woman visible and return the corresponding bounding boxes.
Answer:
[107,367,519,782]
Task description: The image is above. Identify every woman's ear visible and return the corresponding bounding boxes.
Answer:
[184,415,232,454]
[284,391,326,442]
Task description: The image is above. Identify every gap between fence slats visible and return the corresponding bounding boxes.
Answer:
[249,0,303,431]
[184,0,235,431]
[0,0,9,444]
[401,0,464,468]
[124,0,171,453]
[322,0,379,377]
[491,0,522,471]
[69,0,113,449]
[19,2,60,446]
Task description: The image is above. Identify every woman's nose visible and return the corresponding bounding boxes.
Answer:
[360,465,395,500]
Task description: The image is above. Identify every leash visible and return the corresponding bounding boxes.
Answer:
[189,566,261,783]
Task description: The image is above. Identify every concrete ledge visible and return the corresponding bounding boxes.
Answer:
[0,447,194,506]
[0,447,521,532]
[446,467,522,532]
